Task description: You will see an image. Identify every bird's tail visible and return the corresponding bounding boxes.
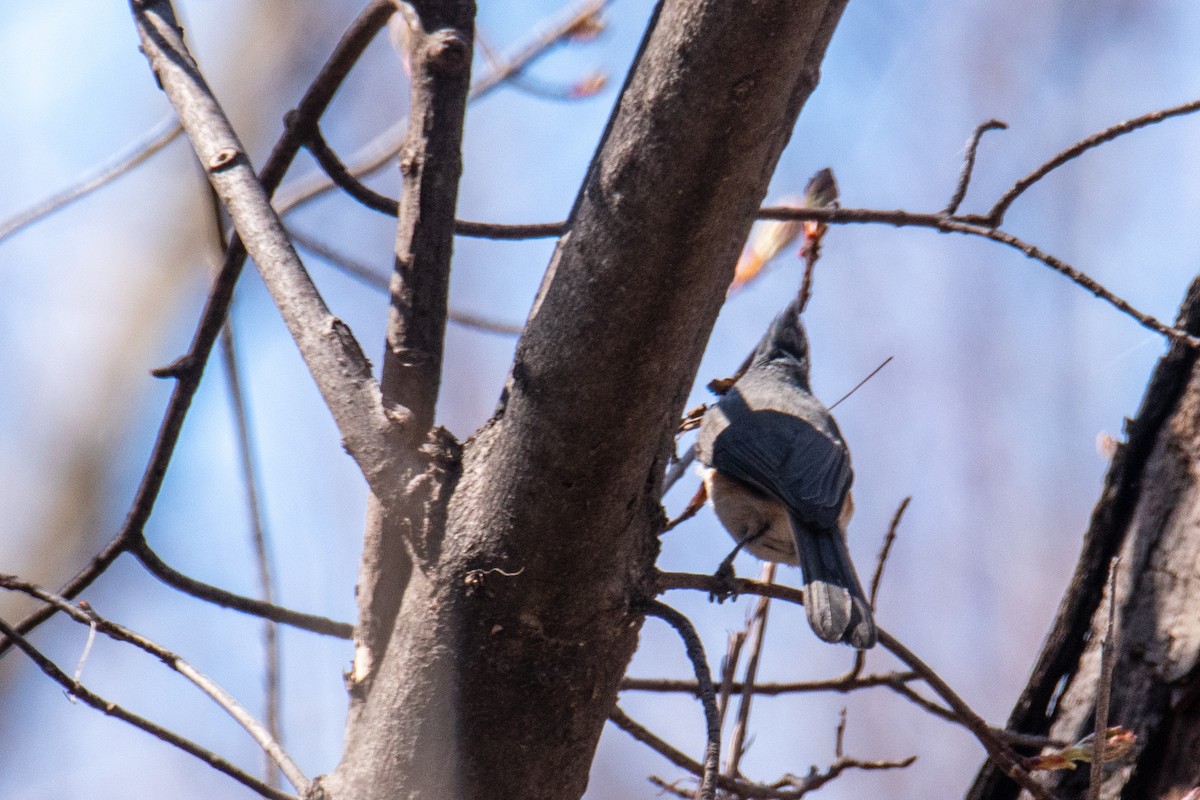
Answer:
[791,518,877,649]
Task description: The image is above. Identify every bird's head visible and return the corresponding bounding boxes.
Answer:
[751,296,811,380]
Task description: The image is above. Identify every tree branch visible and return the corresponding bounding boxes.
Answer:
[983,97,1200,225]
[942,119,1007,216]
[0,117,183,245]
[130,538,353,638]
[132,0,410,502]
[611,706,914,799]
[379,0,475,433]
[758,206,1200,348]
[0,574,309,794]
[659,571,1057,800]
[0,0,397,661]
[272,0,609,218]
[0,613,296,800]
[644,601,721,800]
[621,670,919,695]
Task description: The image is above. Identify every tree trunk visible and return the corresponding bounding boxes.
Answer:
[969,276,1200,800]
[323,1,850,798]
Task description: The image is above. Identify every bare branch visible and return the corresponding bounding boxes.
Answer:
[942,119,1007,216]
[132,0,408,496]
[220,322,283,787]
[757,206,1200,349]
[659,571,1057,799]
[274,118,407,215]
[0,612,297,800]
[727,563,776,778]
[716,626,747,728]
[612,706,914,799]
[287,226,522,335]
[432,203,1199,348]
[0,117,183,246]
[658,570,809,606]
[621,670,919,695]
[0,0,398,660]
[0,574,310,793]
[273,0,611,218]
[984,98,1200,225]
[378,0,475,436]
[453,219,566,239]
[130,538,353,639]
[662,447,697,494]
[877,629,1059,800]
[204,179,283,789]
[869,496,910,609]
[299,121,398,215]
[644,600,721,800]
[469,0,609,97]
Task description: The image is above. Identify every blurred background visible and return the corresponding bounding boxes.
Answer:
[2,0,1200,797]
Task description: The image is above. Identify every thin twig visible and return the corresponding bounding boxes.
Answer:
[438,201,1200,347]
[658,571,809,606]
[943,119,1007,216]
[1088,556,1120,800]
[453,219,566,239]
[469,0,608,97]
[621,670,920,696]
[0,118,183,246]
[727,563,776,778]
[129,538,353,638]
[0,575,310,793]
[299,121,398,215]
[657,571,1057,800]
[504,70,607,102]
[756,206,1200,349]
[716,628,747,729]
[886,679,959,722]
[663,448,697,494]
[220,323,282,787]
[206,179,283,789]
[612,707,914,799]
[869,496,910,609]
[273,0,611,218]
[273,118,407,215]
[877,629,1058,800]
[0,612,297,800]
[984,98,1200,225]
[644,600,721,800]
[287,226,522,335]
[849,495,909,678]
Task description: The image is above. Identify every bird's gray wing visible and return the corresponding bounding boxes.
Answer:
[705,386,851,530]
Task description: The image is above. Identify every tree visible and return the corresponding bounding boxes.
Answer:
[2,1,1199,799]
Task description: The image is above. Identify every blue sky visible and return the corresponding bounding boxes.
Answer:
[2,1,1200,797]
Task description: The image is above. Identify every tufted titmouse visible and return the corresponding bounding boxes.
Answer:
[695,296,877,649]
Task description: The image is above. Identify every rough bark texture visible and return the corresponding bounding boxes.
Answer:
[351,0,475,701]
[325,1,850,799]
[970,277,1200,800]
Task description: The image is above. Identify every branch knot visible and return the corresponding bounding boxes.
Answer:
[425,29,470,76]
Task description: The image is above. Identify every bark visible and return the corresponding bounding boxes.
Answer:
[324,1,850,798]
[969,276,1200,800]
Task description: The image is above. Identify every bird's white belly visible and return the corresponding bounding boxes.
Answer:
[700,468,799,565]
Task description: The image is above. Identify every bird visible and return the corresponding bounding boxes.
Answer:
[695,296,876,649]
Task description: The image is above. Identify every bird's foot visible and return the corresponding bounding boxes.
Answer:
[709,556,740,603]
